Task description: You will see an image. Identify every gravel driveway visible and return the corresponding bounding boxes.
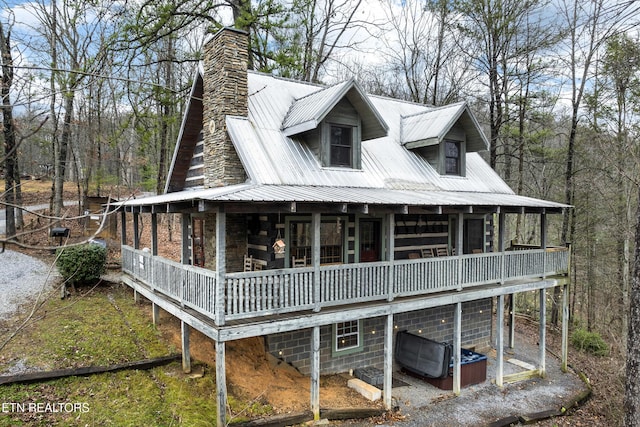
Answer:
[0,250,58,319]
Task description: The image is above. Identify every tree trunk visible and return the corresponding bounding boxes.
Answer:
[624,184,640,426]
[0,21,17,241]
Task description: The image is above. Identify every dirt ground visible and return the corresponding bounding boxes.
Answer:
[154,309,383,415]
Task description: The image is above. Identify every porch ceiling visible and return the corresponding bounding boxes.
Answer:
[118,183,568,214]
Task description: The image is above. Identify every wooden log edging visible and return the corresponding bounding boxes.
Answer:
[0,354,181,386]
[487,365,593,427]
[236,408,387,427]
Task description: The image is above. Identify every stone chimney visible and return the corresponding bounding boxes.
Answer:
[202,27,248,188]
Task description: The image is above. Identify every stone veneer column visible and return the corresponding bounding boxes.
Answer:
[202,27,248,188]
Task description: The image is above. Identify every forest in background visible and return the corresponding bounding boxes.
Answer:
[2,0,640,421]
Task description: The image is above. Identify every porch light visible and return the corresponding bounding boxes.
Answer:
[272,239,286,254]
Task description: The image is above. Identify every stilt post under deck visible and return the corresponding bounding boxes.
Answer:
[383,314,394,408]
[181,321,191,373]
[509,294,515,349]
[152,303,160,325]
[561,284,569,372]
[453,302,462,395]
[311,326,320,420]
[496,294,505,387]
[539,289,547,377]
[216,341,227,427]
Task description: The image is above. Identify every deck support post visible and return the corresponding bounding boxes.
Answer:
[133,289,140,303]
[215,340,227,427]
[133,212,140,249]
[509,295,515,349]
[311,326,320,420]
[453,302,462,395]
[181,214,190,265]
[561,284,569,372]
[181,321,191,373]
[215,208,226,326]
[312,213,321,312]
[383,314,394,408]
[539,288,546,377]
[152,303,160,325]
[496,294,505,387]
[151,213,158,256]
[120,209,127,246]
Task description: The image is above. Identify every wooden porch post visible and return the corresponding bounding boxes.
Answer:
[561,284,569,372]
[386,213,395,302]
[453,302,462,395]
[216,340,227,427]
[311,326,320,420]
[383,314,394,408]
[539,289,546,377]
[540,211,547,250]
[133,212,140,249]
[215,208,226,326]
[499,212,516,348]
[456,213,463,290]
[496,294,505,387]
[181,321,191,373]
[181,214,190,265]
[120,209,127,246]
[312,213,321,312]
[151,212,158,256]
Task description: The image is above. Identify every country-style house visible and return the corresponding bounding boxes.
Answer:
[117,27,571,426]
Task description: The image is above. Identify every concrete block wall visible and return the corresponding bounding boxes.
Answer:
[265,299,492,375]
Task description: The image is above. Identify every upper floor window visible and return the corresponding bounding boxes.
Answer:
[445,140,461,175]
[330,125,353,167]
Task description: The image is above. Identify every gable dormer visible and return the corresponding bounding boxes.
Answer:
[282,78,388,169]
[400,102,489,177]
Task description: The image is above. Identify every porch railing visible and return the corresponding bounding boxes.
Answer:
[121,245,569,322]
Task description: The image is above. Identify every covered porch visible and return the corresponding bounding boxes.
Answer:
[117,189,569,426]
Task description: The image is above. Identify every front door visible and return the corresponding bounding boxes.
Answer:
[359,219,381,262]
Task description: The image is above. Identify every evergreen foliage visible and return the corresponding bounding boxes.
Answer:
[571,328,610,357]
[56,244,107,285]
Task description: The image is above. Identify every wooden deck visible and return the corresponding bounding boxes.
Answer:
[121,245,569,330]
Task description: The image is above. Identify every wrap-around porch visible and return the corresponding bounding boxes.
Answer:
[118,204,570,426]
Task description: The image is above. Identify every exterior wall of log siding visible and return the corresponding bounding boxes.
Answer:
[266,300,492,375]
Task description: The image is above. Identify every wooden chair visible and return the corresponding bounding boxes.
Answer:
[421,248,435,258]
[253,261,263,271]
[244,255,253,272]
[435,246,449,257]
[292,256,306,267]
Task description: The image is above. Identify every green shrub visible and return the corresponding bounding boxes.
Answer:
[571,328,610,356]
[56,244,107,285]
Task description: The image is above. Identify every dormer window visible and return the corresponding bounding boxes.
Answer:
[445,140,461,175]
[330,125,353,167]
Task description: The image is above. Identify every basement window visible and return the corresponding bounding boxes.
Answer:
[332,320,363,356]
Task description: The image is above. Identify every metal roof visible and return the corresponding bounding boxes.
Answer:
[151,70,568,212]
[400,102,489,152]
[120,183,567,212]
[281,78,388,140]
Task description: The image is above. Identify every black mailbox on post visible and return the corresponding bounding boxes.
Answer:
[50,227,70,246]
